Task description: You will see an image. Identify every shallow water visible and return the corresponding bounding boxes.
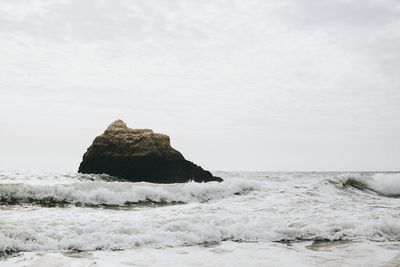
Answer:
[0,171,399,266]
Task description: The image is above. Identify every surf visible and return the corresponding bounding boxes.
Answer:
[331,172,400,197]
[0,179,258,207]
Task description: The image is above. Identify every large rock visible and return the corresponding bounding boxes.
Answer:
[78,120,222,183]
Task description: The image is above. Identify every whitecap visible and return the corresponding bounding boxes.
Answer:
[0,179,259,206]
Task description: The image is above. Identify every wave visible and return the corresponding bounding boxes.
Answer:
[330,173,400,197]
[1,171,399,256]
[0,180,257,207]
[1,211,399,256]
[0,171,125,185]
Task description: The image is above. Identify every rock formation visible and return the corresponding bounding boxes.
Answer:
[78,120,222,183]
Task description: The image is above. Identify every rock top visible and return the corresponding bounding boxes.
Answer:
[78,120,222,183]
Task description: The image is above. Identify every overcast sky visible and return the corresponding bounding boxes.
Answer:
[0,0,399,172]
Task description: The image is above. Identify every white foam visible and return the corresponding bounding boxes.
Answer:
[0,206,399,254]
[0,180,258,206]
[1,171,400,256]
[367,173,400,196]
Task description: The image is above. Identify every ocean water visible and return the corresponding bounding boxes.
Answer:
[0,171,399,267]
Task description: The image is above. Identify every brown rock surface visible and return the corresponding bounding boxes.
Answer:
[78,120,222,183]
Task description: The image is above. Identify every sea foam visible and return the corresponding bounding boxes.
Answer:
[0,207,399,255]
[1,171,400,257]
[0,180,258,206]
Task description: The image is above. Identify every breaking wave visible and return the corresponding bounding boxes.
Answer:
[331,173,400,197]
[1,171,399,257]
[0,211,399,256]
[0,180,258,207]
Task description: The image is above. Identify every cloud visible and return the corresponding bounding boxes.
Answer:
[0,0,399,171]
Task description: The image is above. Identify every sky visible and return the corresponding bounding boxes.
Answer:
[0,0,399,172]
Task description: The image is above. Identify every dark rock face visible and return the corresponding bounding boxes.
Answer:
[78,120,222,183]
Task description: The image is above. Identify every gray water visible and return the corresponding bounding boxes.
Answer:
[0,171,399,266]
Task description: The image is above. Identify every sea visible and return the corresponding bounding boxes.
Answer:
[0,171,399,267]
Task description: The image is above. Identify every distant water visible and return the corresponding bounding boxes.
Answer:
[0,171,399,266]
